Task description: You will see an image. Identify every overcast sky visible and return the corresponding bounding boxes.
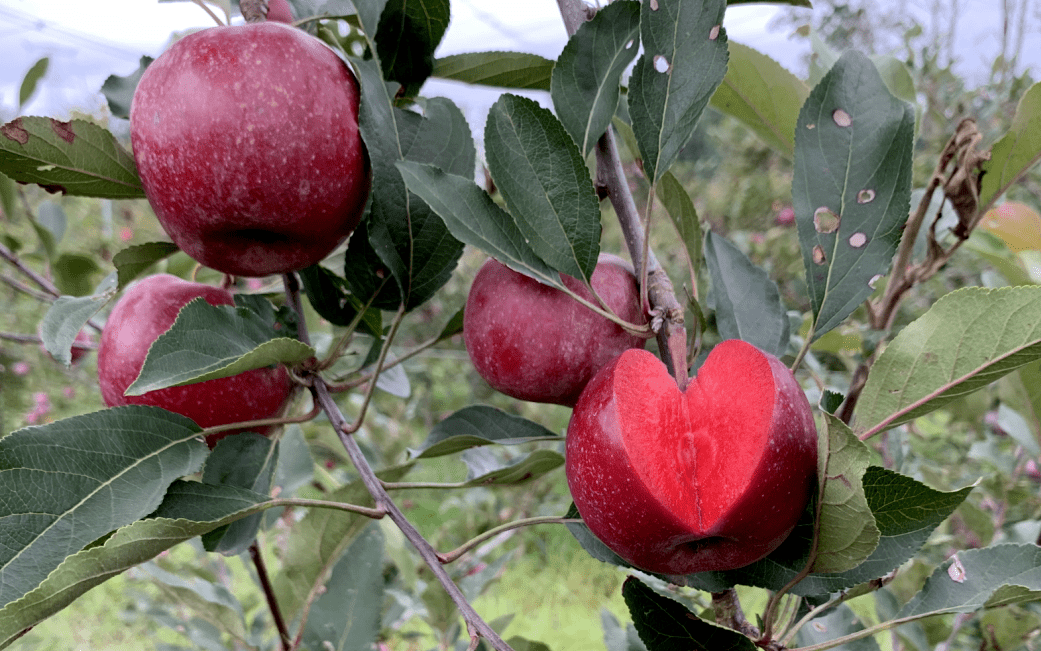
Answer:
[0,0,1037,126]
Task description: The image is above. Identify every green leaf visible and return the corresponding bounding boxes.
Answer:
[551,1,641,157]
[0,480,269,648]
[0,171,15,220]
[35,200,66,249]
[485,94,602,281]
[410,406,560,459]
[0,406,209,609]
[461,449,564,487]
[395,161,565,289]
[298,264,383,338]
[709,42,808,158]
[301,524,384,651]
[272,464,411,621]
[899,544,1041,618]
[100,56,153,120]
[813,413,880,573]
[125,298,314,396]
[794,603,880,650]
[656,171,702,271]
[18,58,49,109]
[628,0,728,183]
[565,503,633,569]
[436,306,464,341]
[112,242,180,290]
[52,252,101,297]
[622,576,757,650]
[704,231,790,357]
[794,50,914,340]
[854,286,1041,437]
[352,58,476,311]
[375,0,449,92]
[980,81,1041,214]
[431,52,554,90]
[141,562,250,643]
[0,117,144,198]
[200,433,278,554]
[39,273,116,366]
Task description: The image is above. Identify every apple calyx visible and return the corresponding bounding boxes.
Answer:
[566,340,818,575]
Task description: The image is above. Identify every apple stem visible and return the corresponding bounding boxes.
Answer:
[249,542,291,650]
[711,590,759,640]
[188,0,226,26]
[281,274,515,651]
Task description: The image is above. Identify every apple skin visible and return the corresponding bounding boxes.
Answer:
[565,341,818,575]
[130,21,369,277]
[97,274,294,447]
[266,0,294,23]
[464,255,647,406]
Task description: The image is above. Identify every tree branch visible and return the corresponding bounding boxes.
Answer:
[250,542,291,651]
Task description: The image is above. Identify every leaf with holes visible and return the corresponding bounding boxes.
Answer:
[551,1,641,157]
[854,286,1041,437]
[793,50,914,341]
[0,117,144,198]
[628,0,728,183]
[485,94,601,281]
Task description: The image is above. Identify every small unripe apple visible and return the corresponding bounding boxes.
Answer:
[97,274,294,447]
[130,20,369,277]
[464,255,647,406]
[566,341,818,575]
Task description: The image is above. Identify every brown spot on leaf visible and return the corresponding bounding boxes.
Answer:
[40,184,68,195]
[50,119,75,143]
[709,25,720,40]
[848,232,868,248]
[857,189,876,204]
[812,245,826,265]
[833,109,852,127]
[1,118,29,144]
[814,207,840,233]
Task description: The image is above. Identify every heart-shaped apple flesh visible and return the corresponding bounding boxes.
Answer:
[566,341,817,575]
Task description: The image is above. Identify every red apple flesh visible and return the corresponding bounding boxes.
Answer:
[97,274,293,447]
[464,255,647,406]
[566,341,818,575]
[130,21,369,277]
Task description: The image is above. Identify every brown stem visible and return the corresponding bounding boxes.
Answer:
[0,240,60,298]
[0,274,52,302]
[250,542,291,651]
[711,589,759,639]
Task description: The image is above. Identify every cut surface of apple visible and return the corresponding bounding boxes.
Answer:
[566,340,818,575]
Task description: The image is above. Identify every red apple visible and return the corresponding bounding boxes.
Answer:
[566,341,818,575]
[266,0,294,23]
[130,20,369,277]
[464,255,647,406]
[97,274,294,447]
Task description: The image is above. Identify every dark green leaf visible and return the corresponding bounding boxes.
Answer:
[301,523,384,651]
[299,264,383,338]
[437,306,464,341]
[126,298,314,395]
[395,162,565,289]
[100,56,153,120]
[565,503,633,568]
[0,171,15,220]
[709,42,808,158]
[352,58,476,311]
[793,50,914,340]
[0,117,144,198]
[656,171,702,273]
[854,286,1041,437]
[623,576,756,650]
[0,406,209,608]
[52,252,101,297]
[201,433,279,554]
[703,231,789,357]
[0,480,269,647]
[410,405,560,459]
[375,0,449,92]
[35,200,66,249]
[112,242,180,290]
[551,1,641,157]
[432,52,554,90]
[140,562,250,642]
[628,0,728,183]
[485,94,601,280]
[271,425,314,499]
[18,58,49,109]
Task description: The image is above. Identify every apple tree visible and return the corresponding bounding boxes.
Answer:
[1,0,1041,649]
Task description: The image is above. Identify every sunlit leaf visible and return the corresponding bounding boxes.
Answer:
[432,52,554,90]
[980,81,1041,214]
